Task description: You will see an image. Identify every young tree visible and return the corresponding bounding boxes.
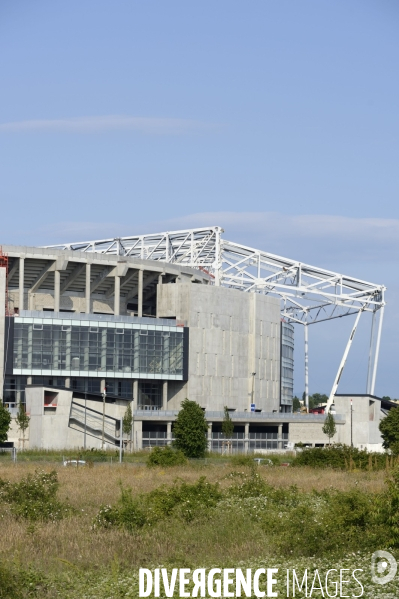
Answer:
[122,402,133,452]
[222,406,234,439]
[322,411,336,446]
[292,396,301,412]
[173,399,208,458]
[0,402,11,443]
[222,406,234,454]
[380,407,399,455]
[16,403,30,450]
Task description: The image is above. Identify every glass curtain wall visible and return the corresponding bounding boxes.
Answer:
[13,318,185,379]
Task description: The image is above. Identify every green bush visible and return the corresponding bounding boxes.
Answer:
[173,399,209,458]
[147,445,187,468]
[0,563,23,599]
[0,469,72,522]
[291,444,388,470]
[79,448,108,462]
[94,476,222,531]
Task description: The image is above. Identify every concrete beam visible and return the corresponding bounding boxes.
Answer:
[29,261,56,293]
[90,266,114,294]
[85,263,91,314]
[7,259,19,283]
[125,271,159,301]
[19,257,24,310]
[60,263,86,294]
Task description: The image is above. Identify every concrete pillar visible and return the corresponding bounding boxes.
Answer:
[244,422,250,454]
[133,379,139,407]
[54,270,60,312]
[138,269,143,317]
[156,273,163,318]
[65,377,70,388]
[167,421,172,445]
[278,423,283,450]
[100,379,106,394]
[162,381,168,410]
[0,268,5,400]
[207,422,213,451]
[85,263,91,314]
[133,419,142,451]
[19,257,24,311]
[27,376,32,385]
[114,275,120,316]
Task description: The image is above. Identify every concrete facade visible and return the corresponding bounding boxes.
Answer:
[25,386,127,450]
[0,268,5,400]
[158,284,281,412]
[2,244,294,452]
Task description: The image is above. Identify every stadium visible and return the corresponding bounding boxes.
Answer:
[0,226,392,452]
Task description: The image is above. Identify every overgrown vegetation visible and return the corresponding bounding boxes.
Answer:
[147,445,188,468]
[380,405,399,455]
[94,476,222,530]
[292,443,394,470]
[0,469,72,522]
[92,462,399,558]
[0,401,11,443]
[1,458,399,597]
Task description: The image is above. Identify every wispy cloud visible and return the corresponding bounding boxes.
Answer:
[0,115,210,134]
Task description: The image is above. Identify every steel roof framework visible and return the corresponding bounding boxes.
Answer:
[46,226,386,404]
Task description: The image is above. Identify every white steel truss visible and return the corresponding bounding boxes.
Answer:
[46,226,386,398]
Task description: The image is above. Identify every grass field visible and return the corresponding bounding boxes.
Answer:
[0,458,397,598]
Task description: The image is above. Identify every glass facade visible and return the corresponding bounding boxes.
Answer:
[12,314,186,380]
[281,321,294,410]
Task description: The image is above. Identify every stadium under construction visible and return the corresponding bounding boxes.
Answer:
[0,226,392,452]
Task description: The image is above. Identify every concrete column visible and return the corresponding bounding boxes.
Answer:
[207,422,213,451]
[167,421,172,445]
[85,263,91,314]
[138,269,143,317]
[114,275,120,316]
[278,423,283,450]
[162,381,168,410]
[244,422,250,454]
[0,268,5,400]
[133,379,139,406]
[54,270,60,312]
[65,377,70,389]
[100,379,106,394]
[133,419,142,451]
[156,273,163,318]
[27,376,32,385]
[19,257,24,311]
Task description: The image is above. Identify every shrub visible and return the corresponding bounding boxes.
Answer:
[380,406,399,454]
[291,444,387,470]
[147,446,187,468]
[0,402,11,443]
[173,399,208,458]
[0,469,71,522]
[94,477,222,531]
[79,448,108,462]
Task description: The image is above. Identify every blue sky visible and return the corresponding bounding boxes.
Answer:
[1,1,398,397]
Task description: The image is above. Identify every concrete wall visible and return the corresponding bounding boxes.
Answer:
[9,289,118,315]
[0,268,5,400]
[334,395,385,449]
[25,386,127,450]
[158,284,281,412]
